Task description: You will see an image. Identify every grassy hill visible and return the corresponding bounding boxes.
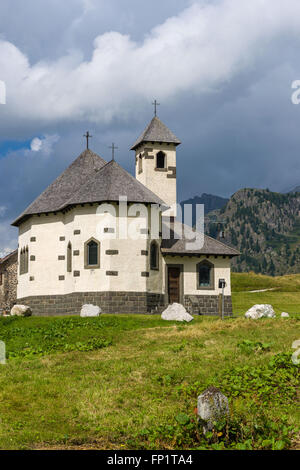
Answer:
[206,188,300,276]
[0,305,299,450]
[232,271,300,315]
[232,271,300,292]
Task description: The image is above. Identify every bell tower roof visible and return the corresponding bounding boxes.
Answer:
[131,116,181,150]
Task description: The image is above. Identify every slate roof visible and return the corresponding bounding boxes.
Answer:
[12,149,107,226]
[161,221,240,256]
[131,116,181,150]
[68,159,167,207]
[12,151,167,226]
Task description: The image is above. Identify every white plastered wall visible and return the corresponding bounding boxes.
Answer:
[163,255,232,296]
[17,205,232,300]
[17,203,165,298]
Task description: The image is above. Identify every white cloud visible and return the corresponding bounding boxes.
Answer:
[0,80,6,104]
[30,137,42,152]
[0,206,7,217]
[30,134,60,155]
[81,0,96,13]
[1,0,300,132]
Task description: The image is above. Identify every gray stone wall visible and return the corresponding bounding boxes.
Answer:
[17,290,233,317]
[184,294,233,316]
[0,251,18,313]
[17,291,165,316]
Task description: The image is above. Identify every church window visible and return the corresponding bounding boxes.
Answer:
[197,260,214,289]
[138,154,143,174]
[67,242,72,273]
[19,248,24,275]
[156,151,166,169]
[150,241,159,270]
[19,247,29,275]
[88,241,98,265]
[84,238,100,269]
[25,246,29,273]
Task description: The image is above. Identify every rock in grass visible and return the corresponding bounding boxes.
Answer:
[80,304,101,317]
[161,303,193,322]
[281,312,289,318]
[10,304,32,317]
[197,386,229,432]
[245,304,276,319]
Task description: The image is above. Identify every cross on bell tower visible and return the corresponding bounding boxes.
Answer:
[152,99,160,117]
[83,131,92,149]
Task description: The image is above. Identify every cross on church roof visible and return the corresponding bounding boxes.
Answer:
[109,142,118,161]
[152,99,160,117]
[83,131,92,149]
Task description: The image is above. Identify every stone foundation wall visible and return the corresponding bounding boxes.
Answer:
[184,294,233,316]
[17,291,166,316]
[17,291,233,317]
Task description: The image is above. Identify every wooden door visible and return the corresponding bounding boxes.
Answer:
[168,267,181,304]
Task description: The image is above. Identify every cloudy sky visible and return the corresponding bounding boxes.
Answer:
[1,0,300,255]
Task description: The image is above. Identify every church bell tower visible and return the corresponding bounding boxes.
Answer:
[131,113,181,216]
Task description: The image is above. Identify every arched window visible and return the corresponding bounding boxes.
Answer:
[197,260,214,289]
[150,241,159,270]
[19,247,29,275]
[67,242,72,273]
[84,238,100,269]
[138,154,143,174]
[25,246,29,273]
[20,248,24,275]
[156,151,166,169]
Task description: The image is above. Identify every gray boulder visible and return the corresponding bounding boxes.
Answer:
[10,304,32,317]
[161,303,193,322]
[0,341,5,365]
[80,304,101,317]
[281,312,289,318]
[245,304,276,319]
[197,386,229,432]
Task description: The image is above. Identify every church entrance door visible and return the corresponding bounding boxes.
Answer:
[167,266,181,304]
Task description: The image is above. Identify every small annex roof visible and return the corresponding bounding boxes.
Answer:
[12,149,107,226]
[68,159,167,207]
[161,221,240,257]
[131,116,181,150]
[0,249,18,265]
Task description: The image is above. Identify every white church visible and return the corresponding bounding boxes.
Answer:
[12,115,239,316]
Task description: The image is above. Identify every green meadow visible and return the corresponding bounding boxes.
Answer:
[232,272,300,315]
[0,272,298,450]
